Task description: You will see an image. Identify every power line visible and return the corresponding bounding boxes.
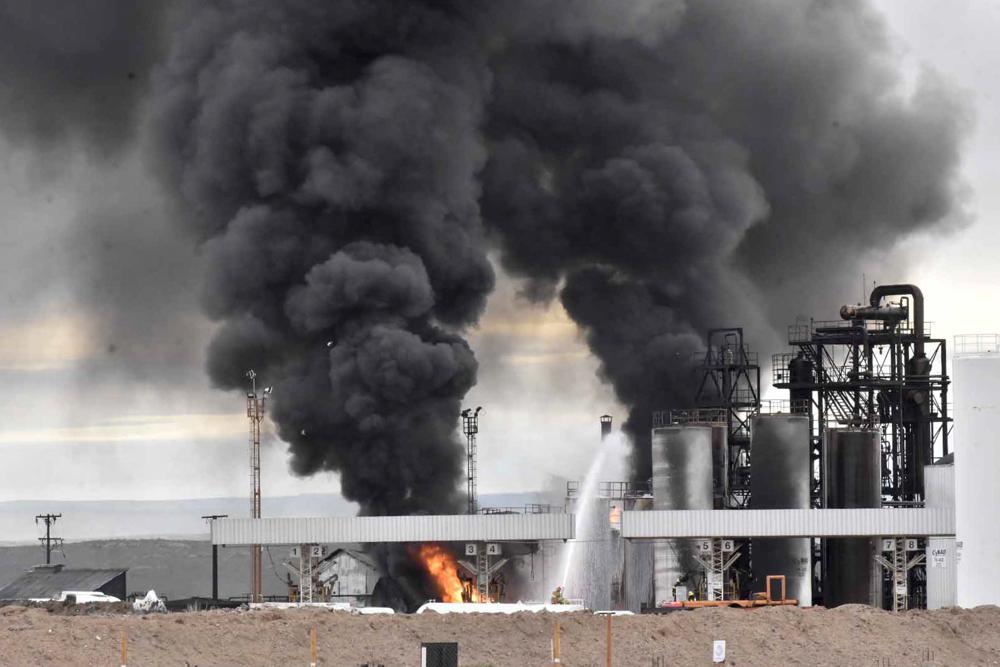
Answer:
[35,513,62,565]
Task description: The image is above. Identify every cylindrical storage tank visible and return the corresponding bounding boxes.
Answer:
[905,355,933,497]
[710,424,729,510]
[624,497,655,612]
[750,414,812,606]
[652,426,713,605]
[823,428,881,607]
[788,353,814,414]
[954,338,1000,607]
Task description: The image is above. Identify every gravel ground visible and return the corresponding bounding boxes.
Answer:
[1,603,999,666]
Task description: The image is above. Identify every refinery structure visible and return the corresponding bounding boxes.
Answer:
[201,282,1000,615]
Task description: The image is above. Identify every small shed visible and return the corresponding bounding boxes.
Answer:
[316,548,380,604]
[0,564,127,601]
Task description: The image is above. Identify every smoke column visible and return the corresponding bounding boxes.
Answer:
[151,2,494,514]
[478,0,966,477]
[152,0,967,501]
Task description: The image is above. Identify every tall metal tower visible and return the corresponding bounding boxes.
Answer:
[772,284,950,505]
[246,370,270,603]
[461,407,482,515]
[692,328,761,508]
[772,284,949,610]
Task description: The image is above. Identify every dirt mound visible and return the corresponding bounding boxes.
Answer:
[0,604,998,665]
[0,601,135,616]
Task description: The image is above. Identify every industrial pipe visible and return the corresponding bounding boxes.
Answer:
[868,284,925,355]
[839,304,908,323]
[868,285,929,498]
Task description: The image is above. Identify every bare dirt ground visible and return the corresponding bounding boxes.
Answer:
[1,603,999,666]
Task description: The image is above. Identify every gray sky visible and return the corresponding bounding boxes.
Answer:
[0,1,993,506]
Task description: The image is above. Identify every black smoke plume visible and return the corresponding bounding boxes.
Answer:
[0,1,170,157]
[479,0,967,477]
[152,2,494,514]
[152,0,967,503]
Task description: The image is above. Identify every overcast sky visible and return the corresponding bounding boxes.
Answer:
[0,1,993,508]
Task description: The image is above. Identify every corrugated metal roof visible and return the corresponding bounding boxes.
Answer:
[212,514,574,545]
[620,508,955,538]
[0,565,127,600]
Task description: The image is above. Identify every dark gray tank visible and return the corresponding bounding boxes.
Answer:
[710,424,729,510]
[823,428,882,607]
[651,426,713,604]
[750,414,812,605]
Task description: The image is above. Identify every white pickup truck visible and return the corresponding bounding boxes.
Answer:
[36,591,122,604]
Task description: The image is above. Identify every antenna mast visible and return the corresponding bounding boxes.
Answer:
[246,370,269,603]
[461,407,482,514]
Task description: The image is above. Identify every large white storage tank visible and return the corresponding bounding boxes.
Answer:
[651,426,713,605]
[954,335,1000,607]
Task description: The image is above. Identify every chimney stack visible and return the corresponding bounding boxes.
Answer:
[600,415,613,441]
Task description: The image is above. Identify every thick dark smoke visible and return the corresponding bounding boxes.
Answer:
[152,2,494,515]
[478,0,967,477]
[151,0,967,505]
[0,1,201,394]
[0,1,170,157]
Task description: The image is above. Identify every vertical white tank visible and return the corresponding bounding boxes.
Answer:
[954,337,1000,607]
[651,426,713,604]
[750,414,812,606]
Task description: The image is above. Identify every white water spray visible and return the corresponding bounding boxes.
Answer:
[560,440,608,587]
[558,431,627,607]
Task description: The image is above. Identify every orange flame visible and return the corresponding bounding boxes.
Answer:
[416,544,492,603]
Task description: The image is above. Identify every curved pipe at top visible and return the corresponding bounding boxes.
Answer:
[869,284,924,356]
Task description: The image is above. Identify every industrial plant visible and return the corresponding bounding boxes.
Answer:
[198,282,991,618]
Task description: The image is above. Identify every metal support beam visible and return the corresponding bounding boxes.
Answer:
[875,537,925,612]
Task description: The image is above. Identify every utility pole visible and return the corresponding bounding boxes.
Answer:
[202,514,228,600]
[246,370,271,603]
[461,407,482,515]
[35,513,62,565]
